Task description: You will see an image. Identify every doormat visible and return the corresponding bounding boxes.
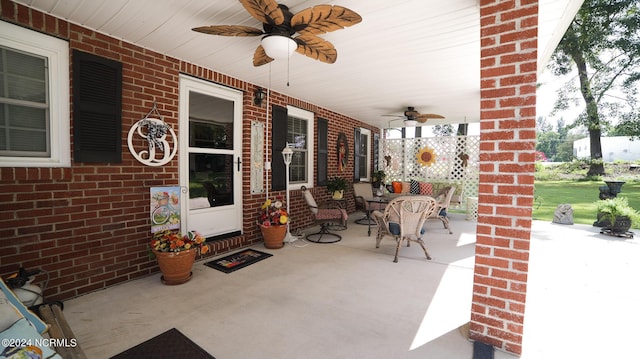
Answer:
[110,328,215,359]
[472,340,494,359]
[204,249,272,273]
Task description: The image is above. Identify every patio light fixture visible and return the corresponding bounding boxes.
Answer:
[261,35,296,59]
[254,87,265,106]
[282,145,296,243]
[404,119,418,127]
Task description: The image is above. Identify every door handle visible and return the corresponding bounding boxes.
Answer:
[236,157,242,171]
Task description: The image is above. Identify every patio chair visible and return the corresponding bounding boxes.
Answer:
[426,186,456,234]
[371,196,438,262]
[301,186,349,243]
[353,182,384,225]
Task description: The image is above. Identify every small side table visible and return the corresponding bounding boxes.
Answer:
[466,196,478,221]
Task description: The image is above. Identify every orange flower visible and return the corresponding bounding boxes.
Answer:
[258,197,289,226]
[151,230,209,255]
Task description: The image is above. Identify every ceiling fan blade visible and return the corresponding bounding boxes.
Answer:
[294,35,337,64]
[239,0,284,26]
[192,25,264,37]
[291,5,362,35]
[253,45,275,66]
[416,113,445,122]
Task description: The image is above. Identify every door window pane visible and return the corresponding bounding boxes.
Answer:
[188,153,234,209]
[188,92,233,150]
[190,121,230,149]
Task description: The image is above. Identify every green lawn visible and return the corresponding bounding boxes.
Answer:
[533,180,640,228]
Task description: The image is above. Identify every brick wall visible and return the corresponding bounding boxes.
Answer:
[0,1,376,301]
[471,0,538,355]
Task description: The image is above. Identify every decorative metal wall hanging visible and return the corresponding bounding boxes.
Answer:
[251,121,265,194]
[127,102,178,166]
[337,132,349,172]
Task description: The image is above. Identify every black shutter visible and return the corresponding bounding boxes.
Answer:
[373,132,379,170]
[271,105,287,191]
[317,118,328,186]
[72,50,122,163]
[353,128,361,181]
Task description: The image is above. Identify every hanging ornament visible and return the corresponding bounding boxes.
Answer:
[127,102,177,167]
[384,155,392,167]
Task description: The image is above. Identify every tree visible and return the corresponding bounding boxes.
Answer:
[548,0,640,175]
[536,131,560,160]
[609,112,640,138]
[536,117,573,161]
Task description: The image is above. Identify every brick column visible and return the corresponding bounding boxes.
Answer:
[470,0,538,355]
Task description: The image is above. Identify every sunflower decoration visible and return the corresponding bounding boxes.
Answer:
[416,146,437,167]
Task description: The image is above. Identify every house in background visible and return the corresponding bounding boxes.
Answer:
[574,136,640,162]
[0,0,583,355]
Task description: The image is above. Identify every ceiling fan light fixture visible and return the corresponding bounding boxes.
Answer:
[261,35,296,59]
[404,119,418,127]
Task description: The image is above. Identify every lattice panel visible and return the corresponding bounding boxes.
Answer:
[381,135,479,208]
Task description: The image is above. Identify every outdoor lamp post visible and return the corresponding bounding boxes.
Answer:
[282,145,296,243]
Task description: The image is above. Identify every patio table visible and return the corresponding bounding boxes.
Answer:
[366,197,389,236]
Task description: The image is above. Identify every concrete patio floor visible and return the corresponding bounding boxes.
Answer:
[62,213,639,358]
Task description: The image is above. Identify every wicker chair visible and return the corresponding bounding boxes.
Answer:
[301,186,348,243]
[427,186,456,234]
[371,196,438,262]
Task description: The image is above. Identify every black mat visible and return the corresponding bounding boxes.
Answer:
[204,249,272,273]
[110,328,214,359]
[473,340,494,359]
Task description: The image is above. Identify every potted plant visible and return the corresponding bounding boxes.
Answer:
[258,198,289,249]
[327,176,348,199]
[371,170,386,189]
[594,196,640,233]
[150,230,209,285]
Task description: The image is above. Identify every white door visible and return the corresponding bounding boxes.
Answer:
[179,75,243,238]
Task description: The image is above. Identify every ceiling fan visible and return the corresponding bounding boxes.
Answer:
[192,0,362,66]
[383,106,445,126]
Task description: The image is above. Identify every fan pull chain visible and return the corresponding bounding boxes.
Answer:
[287,43,291,86]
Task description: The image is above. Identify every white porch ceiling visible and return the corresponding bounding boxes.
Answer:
[14,0,583,129]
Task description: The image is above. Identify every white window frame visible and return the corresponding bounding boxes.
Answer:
[0,21,70,167]
[359,127,371,181]
[286,105,314,190]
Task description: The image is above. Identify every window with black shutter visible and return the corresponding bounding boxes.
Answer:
[353,128,361,181]
[271,105,288,191]
[72,50,122,163]
[354,128,371,182]
[373,132,379,170]
[317,118,328,186]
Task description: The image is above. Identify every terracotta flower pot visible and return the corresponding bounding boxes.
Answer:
[153,249,196,285]
[259,224,286,249]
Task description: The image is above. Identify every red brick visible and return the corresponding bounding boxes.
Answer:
[495,226,531,239]
[476,255,510,268]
